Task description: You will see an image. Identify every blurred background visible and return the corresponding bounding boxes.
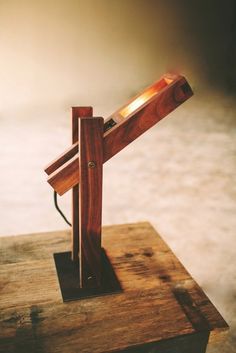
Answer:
[0,0,235,351]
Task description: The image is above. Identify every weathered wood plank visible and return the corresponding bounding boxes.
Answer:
[0,290,206,353]
[0,222,228,353]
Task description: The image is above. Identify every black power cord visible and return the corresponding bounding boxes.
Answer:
[53,191,72,227]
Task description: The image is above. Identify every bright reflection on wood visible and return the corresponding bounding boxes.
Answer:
[119,89,156,118]
[119,77,173,118]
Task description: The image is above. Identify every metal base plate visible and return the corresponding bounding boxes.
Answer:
[53,248,122,302]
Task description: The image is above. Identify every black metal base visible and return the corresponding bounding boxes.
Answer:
[53,248,122,302]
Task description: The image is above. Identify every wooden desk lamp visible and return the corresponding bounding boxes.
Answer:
[44,73,193,301]
[0,72,228,353]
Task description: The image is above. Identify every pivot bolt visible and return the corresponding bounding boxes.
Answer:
[88,161,96,168]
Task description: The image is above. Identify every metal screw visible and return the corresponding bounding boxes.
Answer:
[88,161,96,168]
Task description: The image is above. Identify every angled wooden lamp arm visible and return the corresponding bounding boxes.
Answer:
[45,74,193,195]
[103,75,192,162]
[44,143,78,176]
[45,73,184,176]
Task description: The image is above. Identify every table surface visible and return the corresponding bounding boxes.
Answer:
[0,222,228,353]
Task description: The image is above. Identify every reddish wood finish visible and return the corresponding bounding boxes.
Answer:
[71,107,93,261]
[46,75,193,195]
[79,117,103,288]
[47,155,79,195]
[103,76,192,162]
[44,143,78,176]
[72,106,93,143]
[44,107,93,177]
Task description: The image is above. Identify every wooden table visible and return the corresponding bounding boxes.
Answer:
[0,222,228,353]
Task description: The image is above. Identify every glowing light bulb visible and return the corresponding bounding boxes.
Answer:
[119,89,157,118]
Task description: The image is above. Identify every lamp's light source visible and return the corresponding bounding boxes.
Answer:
[119,90,157,118]
[105,76,174,129]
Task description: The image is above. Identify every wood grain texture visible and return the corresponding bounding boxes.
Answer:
[44,108,93,176]
[46,155,79,196]
[0,222,228,353]
[71,107,93,261]
[46,75,193,195]
[79,117,103,288]
[44,143,78,176]
[103,76,192,163]
[72,106,93,143]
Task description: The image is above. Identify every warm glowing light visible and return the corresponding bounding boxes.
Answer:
[119,88,157,118]
[119,77,173,119]
[164,77,173,85]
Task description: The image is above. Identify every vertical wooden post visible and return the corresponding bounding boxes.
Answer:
[71,107,93,261]
[79,117,104,288]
